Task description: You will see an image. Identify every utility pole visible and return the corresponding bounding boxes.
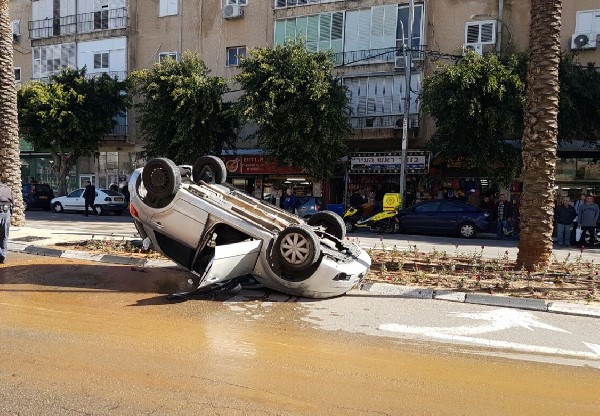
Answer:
[399,0,415,209]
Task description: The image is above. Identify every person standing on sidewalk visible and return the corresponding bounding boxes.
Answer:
[82,181,97,217]
[493,194,513,239]
[577,194,599,247]
[0,180,14,264]
[282,189,296,214]
[554,197,577,247]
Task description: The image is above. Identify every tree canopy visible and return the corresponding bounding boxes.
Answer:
[128,52,239,164]
[17,67,128,195]
[236,39,351,181]
[421,52,525,185]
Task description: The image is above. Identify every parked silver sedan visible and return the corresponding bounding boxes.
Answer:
[128,156,371,298]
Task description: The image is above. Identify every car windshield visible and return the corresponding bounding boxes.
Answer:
[102,189,124,196]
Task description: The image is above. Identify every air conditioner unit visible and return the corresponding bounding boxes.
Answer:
[571,33,597,50]
[463,43,483,55]
[394,56,407,69]
[223,4,243,19]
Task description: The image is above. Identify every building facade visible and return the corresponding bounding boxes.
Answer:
[9,0,600,202]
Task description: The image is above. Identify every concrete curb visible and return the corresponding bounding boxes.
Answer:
[359,282,600,319]
[8,242,600,319]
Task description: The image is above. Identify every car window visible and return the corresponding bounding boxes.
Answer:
[102,189,123,196]
[68,189,84,198]
[34,184,52,194]
[415,202,440,213]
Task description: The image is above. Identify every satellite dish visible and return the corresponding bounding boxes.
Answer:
[574,34,590,48]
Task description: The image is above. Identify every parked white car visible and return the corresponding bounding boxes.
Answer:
[51,188,127,215]
[129,156,371,299]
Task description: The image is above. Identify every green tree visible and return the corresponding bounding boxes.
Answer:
[128,52,239,164]
[18,68,128,196]
[516,0,562,271]
[421,52,525,185]
[0,0,24,225]
[236,39,351,181]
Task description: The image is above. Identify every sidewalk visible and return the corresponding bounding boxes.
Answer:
[6,224,600,319]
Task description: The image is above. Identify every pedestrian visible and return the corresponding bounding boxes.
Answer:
[0,179,14,264]
[554,197,577,247]
[466,189,480,208]
[481,195,495,214]
[82,181,97,217]
[492,193,513,239]
[577,194,599,247]
[282,188,296,214]
[109,182,119,192]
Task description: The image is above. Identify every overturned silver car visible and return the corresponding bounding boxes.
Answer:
[128,156,371,298]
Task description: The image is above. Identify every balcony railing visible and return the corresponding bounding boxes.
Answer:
[108,124,128,136]
[350,114,419,130]
[85,71,128,82]
[29,7,127,40]
[333,46,426,67]
[274,0,342,8]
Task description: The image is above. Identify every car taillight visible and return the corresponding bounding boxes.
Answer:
[130,203,139,218]
[104,197,111,201]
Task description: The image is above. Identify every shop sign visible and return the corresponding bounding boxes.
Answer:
[349,151,430,174]
[223,155,303,175]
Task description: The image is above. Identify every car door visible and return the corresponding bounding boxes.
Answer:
[402,201,440,233]
[65,189,84,210]
[437,202,463,232]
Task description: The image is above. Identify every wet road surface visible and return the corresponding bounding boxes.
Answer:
[1,253,599,415]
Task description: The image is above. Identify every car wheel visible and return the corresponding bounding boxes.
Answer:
[274,225,321,272]
[192,156,227,185]
[345,220,356,233]
[114,210,124,216]
[375,218,396,234]
[142,158,182,199]
[94,205,104,216]
[307,210,346,240]
[458,222,477,239]
[53,202,63,213]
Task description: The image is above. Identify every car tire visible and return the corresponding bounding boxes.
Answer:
[307,210,346,240]
[142,158,182,199]
[192,156,227,185]
[458,222,477,239]
[375,218,397,234]
[344,219,357,233]
[53,202,63,213]
[94,205,104,216]
[274,225,321,272]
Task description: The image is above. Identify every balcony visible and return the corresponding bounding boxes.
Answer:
[29,7,127,40]
[85,71,128,82]
[274,0,342,8]
[350,114,419,130]
[333,46,426,67]
[108,124,128,137]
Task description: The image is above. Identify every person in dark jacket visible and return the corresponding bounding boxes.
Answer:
[82,181,97,217]
[554,197,577,246]
[493,194,513,239]
[577,194,600,247]
[282,189,296,214]
[0,180,14,264]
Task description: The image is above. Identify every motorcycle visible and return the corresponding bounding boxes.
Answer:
[344,193,401,234]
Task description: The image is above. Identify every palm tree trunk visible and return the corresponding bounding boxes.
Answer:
[516,0,562,270]
[0,0,24,226]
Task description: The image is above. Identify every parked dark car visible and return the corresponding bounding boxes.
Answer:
[397,200,490,238]
[295,196,323,218]
[22,183,54,211]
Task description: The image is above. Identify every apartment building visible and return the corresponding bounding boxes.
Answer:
[9,1,600,202]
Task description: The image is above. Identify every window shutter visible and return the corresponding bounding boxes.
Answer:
[344,10,359,52]
[382,5,397,49]
[371,6,384,49]
[285,19,297,40]
[306,15,319,51]
[331,12,344,53]
[480,22,495,43]
[465,23,479,43]
[168,0,177,15]
[576,11,594,32]
[319,13,332,51]
[358,9,371,51]
[159,0,167,16]
[296,16,308,40]
[274,20,285,46]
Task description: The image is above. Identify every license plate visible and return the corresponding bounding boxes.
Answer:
[114,197,124,202]
[39,196,48,199]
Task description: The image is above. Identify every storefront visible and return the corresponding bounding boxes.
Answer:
[222,154,320,200]
[555,155,600,200]
[346,151,430,207]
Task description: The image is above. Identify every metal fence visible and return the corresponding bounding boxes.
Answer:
[29,8,127,40]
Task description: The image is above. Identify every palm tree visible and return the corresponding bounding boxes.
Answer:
[0,0,24,226]
[516,0,562,270]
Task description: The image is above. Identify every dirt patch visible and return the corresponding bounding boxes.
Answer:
[51,239,167,260]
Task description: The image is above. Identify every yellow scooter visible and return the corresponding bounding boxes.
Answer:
[344,193,401,234]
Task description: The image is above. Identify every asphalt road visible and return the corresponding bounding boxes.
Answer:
[1,252,599,415]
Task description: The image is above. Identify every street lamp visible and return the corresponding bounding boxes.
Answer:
[399,0,415,209]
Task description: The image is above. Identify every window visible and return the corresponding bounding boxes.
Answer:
[159,0,178,16]
[159,52,179,62]
[465,20,496,44]
[575,9,600,33]
[274,12,344,54]
[14,67,21,82]
[32,43,76,79]
[93,52,109,69]
[226,46,246,66]
[227,0,248,5]
[415,202,440,213]
[397,3,424,49]
[94,7,109,30]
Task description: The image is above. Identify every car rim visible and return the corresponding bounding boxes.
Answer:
[198,166,215,183]
[345,222,353,232]
[150,167,171,190]
[280,232,311,265]
[461,225,474,237]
